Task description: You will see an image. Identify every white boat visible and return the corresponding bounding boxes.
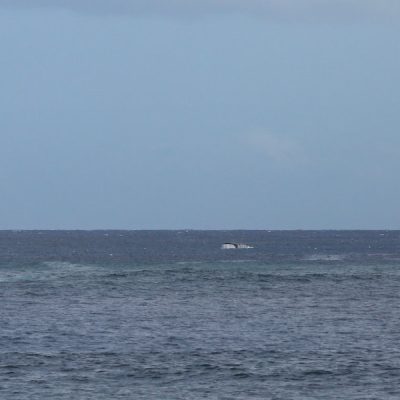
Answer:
[221,243,254,249]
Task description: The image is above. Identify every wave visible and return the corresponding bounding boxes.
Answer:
[0,261,102,283]
[303,254,346,261]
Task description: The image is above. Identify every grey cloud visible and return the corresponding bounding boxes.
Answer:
[1,0,400,20]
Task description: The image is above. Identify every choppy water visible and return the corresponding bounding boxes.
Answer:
[2,230,400,399]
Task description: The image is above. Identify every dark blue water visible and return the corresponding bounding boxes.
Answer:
[1,230,400,399]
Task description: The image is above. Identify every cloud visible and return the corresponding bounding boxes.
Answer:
[1,0,399,21]
[247,132,309,167]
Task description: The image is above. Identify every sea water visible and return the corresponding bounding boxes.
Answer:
[1,230,400,399]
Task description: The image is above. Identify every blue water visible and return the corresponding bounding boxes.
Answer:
[1,231,400,399]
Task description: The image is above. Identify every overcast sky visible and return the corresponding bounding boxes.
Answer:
[1,1,399,229]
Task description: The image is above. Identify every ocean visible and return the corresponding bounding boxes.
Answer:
[1,230,400,399]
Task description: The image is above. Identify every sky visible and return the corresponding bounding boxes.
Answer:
[1,1,400,229]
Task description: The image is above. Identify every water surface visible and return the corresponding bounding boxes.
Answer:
[1,230,400,399]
